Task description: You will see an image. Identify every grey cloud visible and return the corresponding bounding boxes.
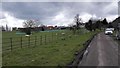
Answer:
[2,0,118,2]
[2,2,63,19]
[1,2,118,24]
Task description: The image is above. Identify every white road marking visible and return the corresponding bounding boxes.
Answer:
[83,50,88,56]
[88,45,90,48]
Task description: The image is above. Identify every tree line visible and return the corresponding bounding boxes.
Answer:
[85,18,113,31]
[69,14,116,34]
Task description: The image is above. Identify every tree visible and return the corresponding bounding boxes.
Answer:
[74,14,82,29]
[23,20,36,35]
[108,22,113,28]
[2,26,5,31]
[102,18,108,25]
[71,14,82,34]
[85,19,93,31]
[95,20,102,30]
[102,18,108,28]
[23,20,36,28]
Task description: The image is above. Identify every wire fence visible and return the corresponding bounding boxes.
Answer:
[2,32,71,53]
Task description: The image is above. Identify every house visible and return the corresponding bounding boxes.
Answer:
[47,26,54,30]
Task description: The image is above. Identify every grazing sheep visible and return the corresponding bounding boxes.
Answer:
[61,33,65,35]
[25,35,30,37]
[61,33,66,40]
[56,33,58,35]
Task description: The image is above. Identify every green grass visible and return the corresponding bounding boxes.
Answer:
[2,29,97,66]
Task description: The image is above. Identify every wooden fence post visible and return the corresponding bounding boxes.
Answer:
[35,36,37,47]
[45,35,46,45]
[49,35,51,43]
[48,35,50,43]
[28,36,30,47]
[40,36,42,45]
[56,33,57,41]
[56,33,58,40]
[10,38,12,51]
[52,32,53,42]
[21,36,22,48]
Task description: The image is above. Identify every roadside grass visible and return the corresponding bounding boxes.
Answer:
[118,41,120,45]
[111,31,120,45]
[2,29,97,66]
[117,41,120,45]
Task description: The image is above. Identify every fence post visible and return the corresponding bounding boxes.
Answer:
[55,33,57,41]
[49,35,50,43]
[35,36,37,47]
[48,35,49,43]
[45,35,46,45]
[21,36,22,48]
[10,38,12,51]
[40,36,42,45]
[52,32,53,42]
[28,36,30,47]
[56,33,58,41]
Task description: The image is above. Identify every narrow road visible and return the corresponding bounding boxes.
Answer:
[79,32,118,66]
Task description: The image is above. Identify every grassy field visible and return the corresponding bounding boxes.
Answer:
[2,29,97,66]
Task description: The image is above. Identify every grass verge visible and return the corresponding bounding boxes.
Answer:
[2,29,98,66]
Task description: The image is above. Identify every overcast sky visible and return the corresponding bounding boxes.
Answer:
[0,1,119,28]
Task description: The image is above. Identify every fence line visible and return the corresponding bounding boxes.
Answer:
[2,31,73,52]
[45,35,46,45]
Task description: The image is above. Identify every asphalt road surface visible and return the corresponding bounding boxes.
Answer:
[79,32,118,66]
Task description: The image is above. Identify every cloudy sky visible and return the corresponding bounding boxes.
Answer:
[0,0,119,28]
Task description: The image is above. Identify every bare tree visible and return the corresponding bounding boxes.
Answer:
[23,20,36,28]
[74,14,82,29]
[2,26,5,31]
[71,14,82,34]
[23,20,36,35]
